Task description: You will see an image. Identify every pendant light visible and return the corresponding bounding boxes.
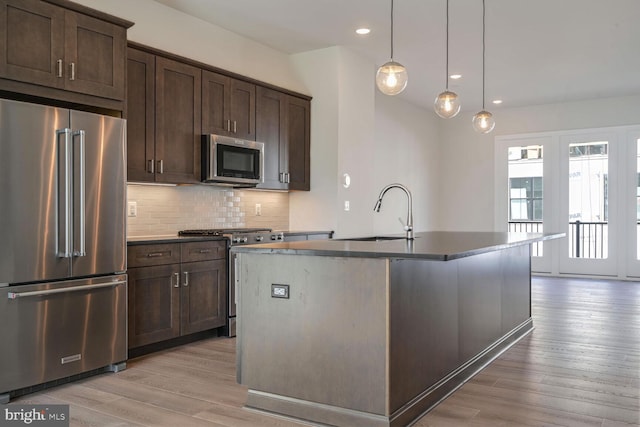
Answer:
[376,0,408,95]
[434,0,460,118]
[472,0,495,133]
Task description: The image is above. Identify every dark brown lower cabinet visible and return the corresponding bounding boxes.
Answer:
[127,240,226,349]
[180,259,226,336]
[127,263,181,348]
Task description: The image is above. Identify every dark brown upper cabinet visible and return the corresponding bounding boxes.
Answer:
[126,43,310,189]
[126,47,155,182]
[0,0,130,108]
[202,70,255,141]
[154,56,202,184]
[126,47,201,184]
[256,85,310,191]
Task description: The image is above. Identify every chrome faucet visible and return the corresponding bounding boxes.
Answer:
[373,183,414,240]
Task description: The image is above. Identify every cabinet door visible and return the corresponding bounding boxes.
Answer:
[64,10,126,100]
[202,71,255,140]
[180,259,227,335]
[256,85,287,190]
[128,264,181,348]
[126,48,155,182]
[202,70,230,136]
[155,57,201,183]
[286,96,311,191]
[229,78,255,140]
[0,0,65,88]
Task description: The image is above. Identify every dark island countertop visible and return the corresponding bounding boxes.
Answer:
[231,231,565,261]
[127,230,334,245]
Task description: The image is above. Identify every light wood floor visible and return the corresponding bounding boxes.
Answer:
[13,276,640,426]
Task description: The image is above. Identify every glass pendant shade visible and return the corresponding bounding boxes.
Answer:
[434,90,461,118]
[472,110,496,133]
[376,61,408,95]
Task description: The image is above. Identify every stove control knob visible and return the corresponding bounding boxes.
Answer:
[270,234,277,240]
[232,237,240,244]
[241,237,248,243]
[255,236,264,242]
[276,234,283,241]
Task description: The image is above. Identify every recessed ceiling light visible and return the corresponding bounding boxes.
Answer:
[492,99,503,104]
[355,28,371,35]
[450,74,462,80]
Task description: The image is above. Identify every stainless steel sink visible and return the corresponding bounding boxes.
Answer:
[340,236,407,242]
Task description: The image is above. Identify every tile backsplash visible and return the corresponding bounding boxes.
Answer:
[127,184,289,237]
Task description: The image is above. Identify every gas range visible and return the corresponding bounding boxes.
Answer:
[178,228,284,245]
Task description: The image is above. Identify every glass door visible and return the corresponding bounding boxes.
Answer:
[558,133,618,276]
[498,126,640,279]
[496,135,554,273]
[626,133,640,277]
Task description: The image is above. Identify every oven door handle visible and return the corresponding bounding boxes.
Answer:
[7,281,126,300]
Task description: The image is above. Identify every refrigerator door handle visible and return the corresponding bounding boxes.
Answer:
[73,130,86,257]
[7,280,126,299]
[57,129,73,258]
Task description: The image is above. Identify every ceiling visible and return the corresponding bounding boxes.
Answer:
[153,0,640,112]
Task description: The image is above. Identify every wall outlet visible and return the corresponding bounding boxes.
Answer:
[128,201,137,217]
[344,200,350,211]
[255,203,262,216]
[271,284,289,299]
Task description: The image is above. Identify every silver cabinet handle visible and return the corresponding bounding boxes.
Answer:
[183,272,189,287]
[146,252,164,258]
[285,172,290,184]
[173,272,180,288]
[8,280,126,300]
[226,119,231,132]
[56,59,63,78]
[233,121,237,133]
[69,62,76,81]
[158,160,163,174]
[198,249,211,254]
[57,129,73,258]
[73,130,86,257]
[148,159,155,174]
[279,172,284,183]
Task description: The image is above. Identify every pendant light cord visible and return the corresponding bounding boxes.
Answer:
[445,0,449,90]
[481,0,486,109]
[390,0,395,60]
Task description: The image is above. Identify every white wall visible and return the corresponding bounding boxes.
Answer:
[72,0,306,93]
[439,95,640,231]
[372,93,441,235]
[288,48,340,233]
[290,47,439,238]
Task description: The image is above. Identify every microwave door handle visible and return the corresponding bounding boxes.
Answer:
[73,130,86,257]
[57,129,72,258]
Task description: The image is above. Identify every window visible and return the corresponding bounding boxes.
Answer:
[509,177,543,221]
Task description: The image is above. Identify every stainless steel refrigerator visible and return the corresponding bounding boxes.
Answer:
[0,99,127,401]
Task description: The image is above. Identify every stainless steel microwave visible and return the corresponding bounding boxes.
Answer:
[202,134,264,186]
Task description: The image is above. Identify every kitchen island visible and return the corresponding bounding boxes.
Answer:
[231,231,563,427]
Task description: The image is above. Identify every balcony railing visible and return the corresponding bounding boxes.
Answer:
[508,221,544,256]
[567,220,607,258]
[509,220,609,259]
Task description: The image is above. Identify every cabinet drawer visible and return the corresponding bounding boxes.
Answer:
[128,243,180,268]
[181,240,226,262]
